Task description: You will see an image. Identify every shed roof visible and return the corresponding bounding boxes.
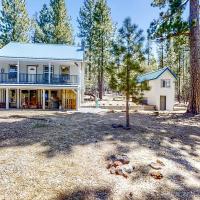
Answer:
[137,67,177,83]
[0,42,84,61]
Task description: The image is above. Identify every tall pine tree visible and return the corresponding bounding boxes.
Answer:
[33,4,54,43]
[93,0,113,99]
[50,0,73,44]
[109,18,148,128]
[78,0,95,82]
[0,0,30,47]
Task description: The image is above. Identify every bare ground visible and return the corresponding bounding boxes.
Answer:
[0,109,199,200]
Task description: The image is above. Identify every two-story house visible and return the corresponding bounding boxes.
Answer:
[138,67,177,111]
[0,42,85,110]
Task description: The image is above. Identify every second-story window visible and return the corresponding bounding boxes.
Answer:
[161,79,171,88]
[61,65,70,76]
[43,65,54,81]
[9,65,17,79]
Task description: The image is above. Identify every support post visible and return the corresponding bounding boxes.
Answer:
[42,89,45,110]
[17,89,20,109]
[79,63,82,87]
[48,90,51,109]
[6,88,9,110]
[48,62,51,84]
[17,60,20,83]
[76,88,80,111]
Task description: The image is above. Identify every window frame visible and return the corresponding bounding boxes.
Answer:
[161,79,171,88]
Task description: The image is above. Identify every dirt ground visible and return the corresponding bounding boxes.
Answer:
[0,109,199,200]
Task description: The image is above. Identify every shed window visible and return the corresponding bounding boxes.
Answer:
[161,79,171,88]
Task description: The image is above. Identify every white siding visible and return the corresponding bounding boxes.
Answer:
[0,60,81,76]
[143,70,176,111]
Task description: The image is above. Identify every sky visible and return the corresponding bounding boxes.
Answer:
[24,0,161,44]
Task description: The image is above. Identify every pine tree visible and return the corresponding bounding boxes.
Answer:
[109,18,148,128]
[78,0,95,82]
[33,4,54,43]
[93,0,113,99]
[50,0,73,44]
[0,0,30,47]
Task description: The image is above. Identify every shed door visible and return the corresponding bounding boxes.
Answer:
[160,96,166,111]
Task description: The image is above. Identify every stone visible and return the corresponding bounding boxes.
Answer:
[115,166,128,178]
[106,161,113,169]
[149,162,162,170]
[113,161,123,167]
[150,171,163,180]
[122,164,135,174]
[110,167,116,174]
[115,154,130,164]
[156,159,165,166]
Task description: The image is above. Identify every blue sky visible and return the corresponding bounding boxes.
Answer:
[24,0,160,43]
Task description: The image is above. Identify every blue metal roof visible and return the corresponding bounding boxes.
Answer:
[137,67,177,83]
[0,42,84,61]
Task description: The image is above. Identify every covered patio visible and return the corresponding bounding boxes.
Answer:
[0,86,79,110]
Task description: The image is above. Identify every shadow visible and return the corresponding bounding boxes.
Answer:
[57,188,111,200]
[0,111,200,199]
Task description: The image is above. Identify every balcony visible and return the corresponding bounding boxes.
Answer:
[0,73,79,85]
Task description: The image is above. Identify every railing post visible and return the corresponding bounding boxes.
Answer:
[48,62,51,84]
[17,60,20,83]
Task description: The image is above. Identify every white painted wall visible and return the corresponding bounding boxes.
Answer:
[143,70,176,111]
[0,60,81,76]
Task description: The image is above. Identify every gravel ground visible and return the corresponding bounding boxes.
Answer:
[0,109,199,200]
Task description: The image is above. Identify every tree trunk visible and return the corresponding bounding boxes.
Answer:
[187,0,200,114]
[98,67,104,100]
[126,64,130,128]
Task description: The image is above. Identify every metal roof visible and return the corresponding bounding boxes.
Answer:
[137,67,177,83]
[0,42,84,61]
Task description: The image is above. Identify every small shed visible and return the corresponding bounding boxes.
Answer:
[138,67,177,111]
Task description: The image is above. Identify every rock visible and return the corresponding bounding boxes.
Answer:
[113,161,123,167]
[115,166,128,178]
[115,154,130,164]
[122,164,135,174]
[149,162,162,170]
[106,161,113,169]
[110,167,116,174]
[156,159,165,166]
[150,171,163,180]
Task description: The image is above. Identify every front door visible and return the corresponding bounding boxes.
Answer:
[160,96,166,111]
[28,66,37,83]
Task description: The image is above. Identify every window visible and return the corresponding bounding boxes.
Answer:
[9,65,17,79]
[161,79,171,88]
[60,65,70,75]
[43,65,54,82]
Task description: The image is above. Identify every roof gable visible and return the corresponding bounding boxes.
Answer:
[137,67,177,83]
[0,42,84,61]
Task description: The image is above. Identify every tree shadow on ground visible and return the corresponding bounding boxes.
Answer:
[0,111,199,199]
[56,187,111,200]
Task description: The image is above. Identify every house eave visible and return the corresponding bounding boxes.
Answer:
[0,56,84,63]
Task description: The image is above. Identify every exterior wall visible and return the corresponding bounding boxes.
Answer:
[143,70,176,111]
[0,60,81,76]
